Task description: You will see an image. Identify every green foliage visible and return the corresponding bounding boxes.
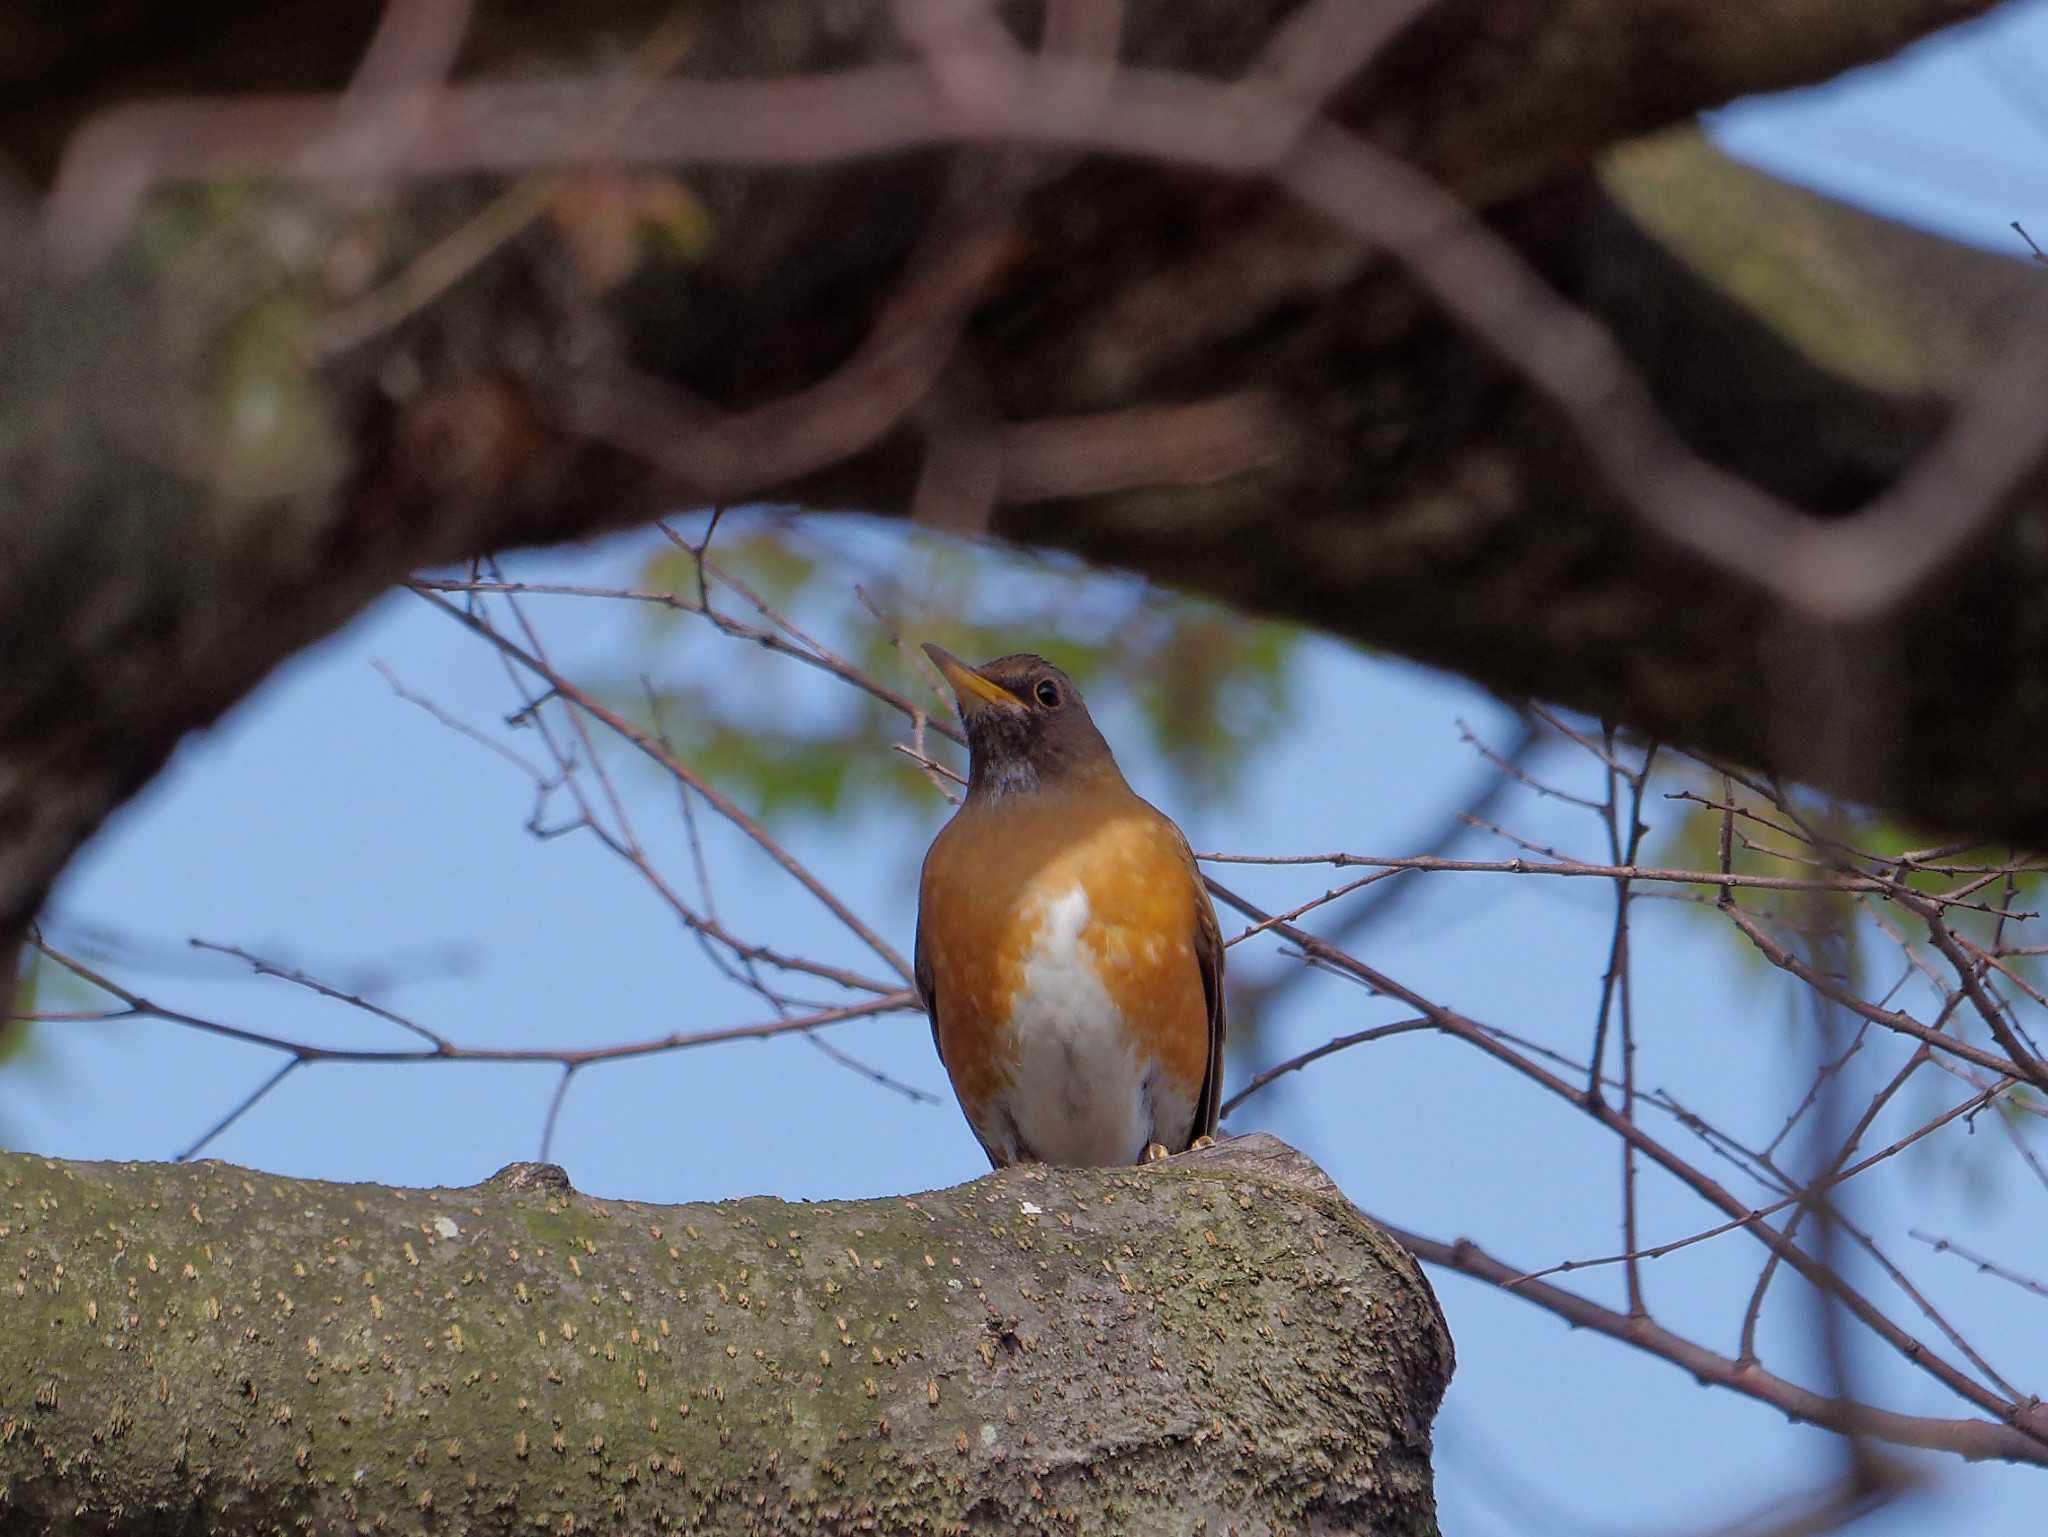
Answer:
[3,943,96,1076]
[622,520,1302,826]
[121,182,350,508]
[2,941,31,1073]
[208,291,348,503]
[2,944,39,1149]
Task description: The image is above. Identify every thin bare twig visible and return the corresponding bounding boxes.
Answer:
[412,583,916,983]
[1909,1231,2048,1303]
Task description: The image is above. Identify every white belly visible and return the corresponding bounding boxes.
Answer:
[990,885,1189,1167]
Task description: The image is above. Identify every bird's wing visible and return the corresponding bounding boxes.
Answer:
[913,919,940,1063]
[915,907,1008,1170]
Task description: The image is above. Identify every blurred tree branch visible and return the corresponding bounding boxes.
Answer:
[2,2,2042,963]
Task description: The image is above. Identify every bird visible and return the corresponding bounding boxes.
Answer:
[914,643,1224,1169]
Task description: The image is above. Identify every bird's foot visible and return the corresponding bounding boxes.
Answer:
[1188,1135,1215,1152]
[1141,1141,1171,1164]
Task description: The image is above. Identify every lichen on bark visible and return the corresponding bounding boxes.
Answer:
[0,1134,1451,1534]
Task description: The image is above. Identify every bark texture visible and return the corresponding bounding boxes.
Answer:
[0,1135,1452,1535]
[1,0,2043,939]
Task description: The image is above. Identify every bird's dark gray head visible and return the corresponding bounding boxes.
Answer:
[923,644,1121,803]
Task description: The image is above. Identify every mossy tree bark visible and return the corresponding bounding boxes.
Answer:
[0,1135,1451,1534]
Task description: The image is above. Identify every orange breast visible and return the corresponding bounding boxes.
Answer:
[918,787,1210,1120]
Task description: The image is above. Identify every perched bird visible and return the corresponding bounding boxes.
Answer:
[915,644,1224,1168]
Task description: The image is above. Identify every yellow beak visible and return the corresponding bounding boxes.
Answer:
[923,643,1023,718]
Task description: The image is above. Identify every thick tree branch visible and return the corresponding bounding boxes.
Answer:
[1350,0,2007,202]
[2,0,2044,948]
[0,1134,1452,1533]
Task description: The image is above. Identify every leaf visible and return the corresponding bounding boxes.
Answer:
[2,940,33,1071]
[547,173,715,297]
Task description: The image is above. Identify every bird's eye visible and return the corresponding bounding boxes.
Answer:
[1034,679,1062,708]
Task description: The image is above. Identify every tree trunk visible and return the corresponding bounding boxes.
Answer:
[0,1134,1452,1534]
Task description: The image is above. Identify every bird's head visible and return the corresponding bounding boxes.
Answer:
[922,644,1121,803]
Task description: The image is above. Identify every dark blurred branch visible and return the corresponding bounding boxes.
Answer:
[1222,719,1539,1028]
[3,4,2045,1067]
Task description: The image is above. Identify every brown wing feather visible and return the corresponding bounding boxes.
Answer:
[914,911,1008,1170]
[913,919,938,1060]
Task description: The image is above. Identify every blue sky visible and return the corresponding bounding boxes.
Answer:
[9,7,2048,1533]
